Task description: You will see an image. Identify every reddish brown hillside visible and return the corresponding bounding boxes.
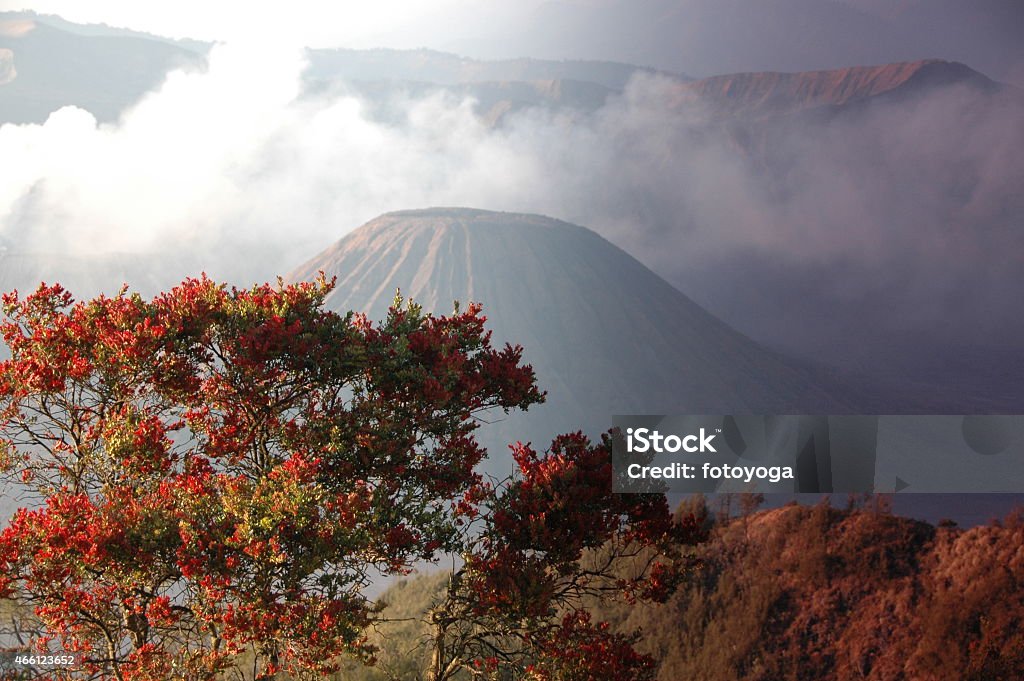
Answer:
[669,59,996,118]
[591,500,1024,680]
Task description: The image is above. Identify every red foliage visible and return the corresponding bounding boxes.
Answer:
[465,432,705,617]
[527,611,657,681]
[0,276,543,679]
[434,431,707,681]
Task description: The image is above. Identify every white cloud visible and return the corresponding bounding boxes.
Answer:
[0,30,1020,365]
[0,39,549,263]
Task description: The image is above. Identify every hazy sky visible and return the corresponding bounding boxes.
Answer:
[0,0,544,47]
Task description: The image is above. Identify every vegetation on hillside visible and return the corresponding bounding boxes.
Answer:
[356,497,1024,681]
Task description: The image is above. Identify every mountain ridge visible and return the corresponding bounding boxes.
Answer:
[0,17,204,124]
[668,59,1001,118]
[289,208,860,460]
[3,13,1012,127]
[304,47,685,91]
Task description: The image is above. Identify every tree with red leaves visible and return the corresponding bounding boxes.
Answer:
[420,432,707,681]
[0,276,543,680]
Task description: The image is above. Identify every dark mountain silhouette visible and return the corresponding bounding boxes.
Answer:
[288,208,862,461]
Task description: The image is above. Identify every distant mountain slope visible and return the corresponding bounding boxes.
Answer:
[0,16,204,124]
[667,59,1000,119]
[302,49,679,124]
[288,208,854,458]
[0,15,679,125]
[304,48,682,91]
[0,10,209,52]
[309,77,616,126]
